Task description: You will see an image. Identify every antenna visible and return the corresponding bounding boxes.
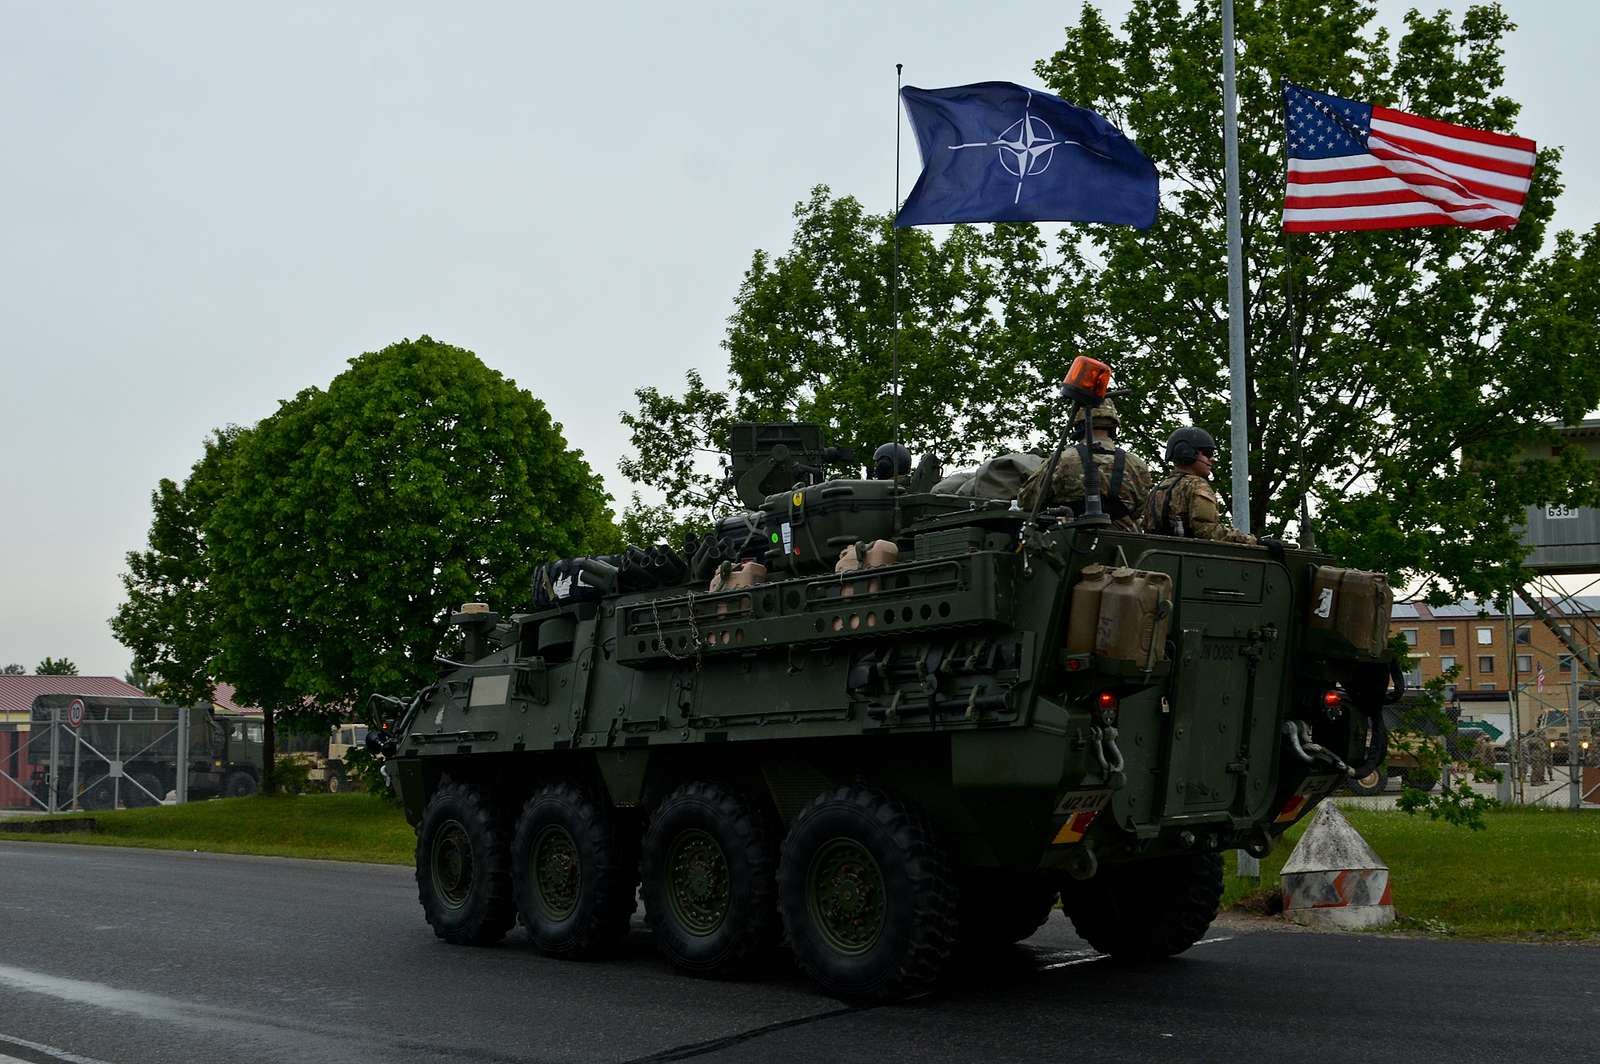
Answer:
[892,62,904,529]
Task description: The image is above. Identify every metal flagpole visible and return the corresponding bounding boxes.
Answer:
[1222,0,1251,536]
[1222,0,1258,882]
[891,63,904,461]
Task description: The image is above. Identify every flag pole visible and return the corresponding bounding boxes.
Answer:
[1221,0,1251,536]
[892,63,904,468]
[1222,0,1259,884]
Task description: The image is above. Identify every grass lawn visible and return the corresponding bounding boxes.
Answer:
[0,793,414,865]
[1223,805,1600,940]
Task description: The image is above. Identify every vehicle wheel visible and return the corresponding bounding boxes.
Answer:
[415,782,516,946]
[640,780,779,977]
[1062,852,1223,961]
[957,869,1057,948]
[326,769,346,794]
[224,771,258,798]
[125,772,165,807]
[511,781,637,958]
[1402,768,1440,792]
[1344,766,1387,796]
[778,784,957,1002]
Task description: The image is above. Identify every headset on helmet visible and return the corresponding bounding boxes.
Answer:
[1165,426,1216,465]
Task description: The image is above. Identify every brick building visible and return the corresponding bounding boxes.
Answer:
[1389,595,1600,733]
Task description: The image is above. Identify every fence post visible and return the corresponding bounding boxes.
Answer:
[47,706,60,814]
[1571,673,1583,811]
[176,705,190,804]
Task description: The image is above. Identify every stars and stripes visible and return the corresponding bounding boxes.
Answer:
[1282,83,1537,232]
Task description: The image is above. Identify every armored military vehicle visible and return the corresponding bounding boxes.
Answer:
[370,358,1399,1001]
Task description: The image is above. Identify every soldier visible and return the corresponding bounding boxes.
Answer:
[1017,399,1151,531]
[1147,427,1256,544]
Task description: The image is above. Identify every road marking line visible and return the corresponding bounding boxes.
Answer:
[1037,934,1234,972]
[0,1032,118,1064]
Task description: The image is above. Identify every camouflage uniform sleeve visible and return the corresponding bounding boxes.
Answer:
[1121,452,1153,530]
[1017,463,1045,510]
[1188,480,1257,544]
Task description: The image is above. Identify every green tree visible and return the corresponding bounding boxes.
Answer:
[1,664,24,675]
[35,657,78,675]
[111,428,242,707]
[113,336,616,785]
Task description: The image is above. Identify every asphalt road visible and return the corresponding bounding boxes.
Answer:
[0,841,1593,1064]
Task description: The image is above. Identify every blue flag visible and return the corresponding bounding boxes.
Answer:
[896,82,1158,229]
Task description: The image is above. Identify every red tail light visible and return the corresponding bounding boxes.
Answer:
[1096,690,1118,725]
[1323,690,1341,707]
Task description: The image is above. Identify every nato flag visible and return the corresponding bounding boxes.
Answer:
[896,82,1158,228]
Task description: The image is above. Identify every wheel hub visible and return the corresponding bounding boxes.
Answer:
[532,824,581,920]
[666,829,730,935]
[430,820,474,909]
[807,838,886,955]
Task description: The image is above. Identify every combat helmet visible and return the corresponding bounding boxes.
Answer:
[871,441,912,479]
[1069,398,1120,439]
[1164,426,1216,465]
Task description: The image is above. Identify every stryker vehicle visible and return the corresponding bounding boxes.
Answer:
[370,357,1400,1001]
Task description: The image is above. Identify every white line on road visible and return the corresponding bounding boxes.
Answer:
[1036,935,1235,972]
[0,1032,118,1064]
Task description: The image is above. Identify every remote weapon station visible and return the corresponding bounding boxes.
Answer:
[369,356,1398,1001]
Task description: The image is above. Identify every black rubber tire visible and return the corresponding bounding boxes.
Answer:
[415,782,517,946]
[1402,768,1440,792]
[1063,852,1223,961]
[326,768,346,794]
[1344,765,1388,796]
[641,781,779,977]
[778,784,958,1002]
[957,869,1057,948]
[511,781,637,958]
[224,771,258,798]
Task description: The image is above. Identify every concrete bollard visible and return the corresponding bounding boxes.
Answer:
[1280,802,1394,930]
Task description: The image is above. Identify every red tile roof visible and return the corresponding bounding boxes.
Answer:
[210,682,262,716]
[0,675,147,713]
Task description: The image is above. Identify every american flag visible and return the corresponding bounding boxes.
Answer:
[1282,83,1536,232]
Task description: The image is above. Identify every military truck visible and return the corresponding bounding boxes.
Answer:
[1529,707,1598,766]
[275,722,370,792]
[28,694,262,808]
[1344,695,1453,795]
[370,358,1397,1001]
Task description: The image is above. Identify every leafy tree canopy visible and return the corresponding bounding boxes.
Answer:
[622,1,1600,601]
[2,664,25,675]
[113,336,617,733]
[35,657,78,676]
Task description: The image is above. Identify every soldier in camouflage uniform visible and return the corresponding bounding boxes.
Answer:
[1147,427,1256,544]
[1017,399,1151,531]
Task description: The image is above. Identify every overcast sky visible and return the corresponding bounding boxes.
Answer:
[2,1,1593,677]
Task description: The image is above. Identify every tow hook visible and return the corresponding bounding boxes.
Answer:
[1091,724,1126,789]
[1282,719,1353,777]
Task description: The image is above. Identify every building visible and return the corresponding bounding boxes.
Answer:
[1389,595,1600,735]
[0,674,147,810]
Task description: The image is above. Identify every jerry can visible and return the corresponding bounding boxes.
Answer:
[1066,565,1113,655]
[1094,567,1174,668]
[1308,566,1392,658]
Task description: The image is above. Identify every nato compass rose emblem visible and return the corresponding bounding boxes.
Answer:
[948,91,1104,205]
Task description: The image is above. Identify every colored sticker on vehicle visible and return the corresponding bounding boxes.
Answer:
[1052,810,1099,845]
